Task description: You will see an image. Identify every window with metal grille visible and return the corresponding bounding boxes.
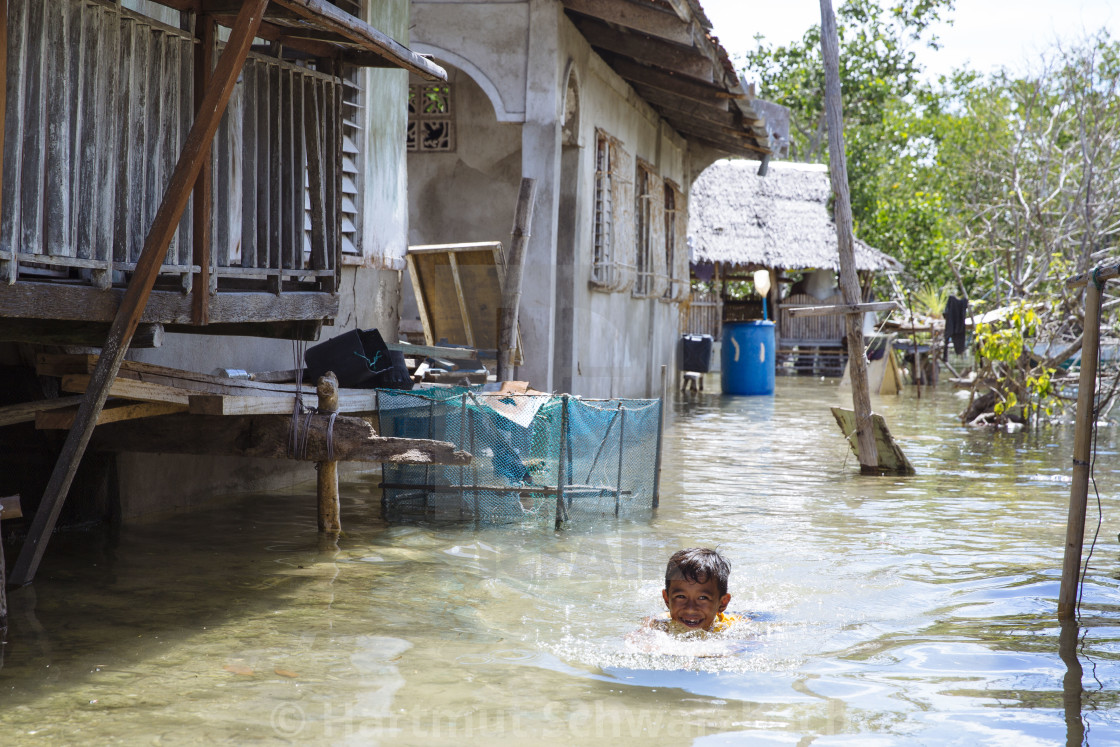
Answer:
[633,164,656,297]
[407,83,454,152]
[663,180,686,301]
[591,131,614,288]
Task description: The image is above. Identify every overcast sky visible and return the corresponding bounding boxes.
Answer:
[700,0,1119,85]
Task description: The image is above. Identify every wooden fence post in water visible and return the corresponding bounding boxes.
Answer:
[498,178,537,383]
[819,0,879,473]
[317,373,341,534]
[1,496,22,624]
[1058,275,1103,619]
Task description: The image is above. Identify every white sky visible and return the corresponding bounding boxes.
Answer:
[700,0,1120,85]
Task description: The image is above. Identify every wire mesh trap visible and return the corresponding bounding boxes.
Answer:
[376,388,663,526]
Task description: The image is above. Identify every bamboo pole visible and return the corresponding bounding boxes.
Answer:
[8,0,271,587]
[1058,276,1102,619]
[819,0,878,473]
[498,178,537,382]
[316,373,341,534]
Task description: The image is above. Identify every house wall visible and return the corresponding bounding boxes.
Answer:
[115,0,413,519]
[410,0,691,398]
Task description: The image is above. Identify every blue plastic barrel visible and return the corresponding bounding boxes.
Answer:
[721,321,775,395]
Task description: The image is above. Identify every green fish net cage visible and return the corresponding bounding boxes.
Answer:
[375,387,663,526]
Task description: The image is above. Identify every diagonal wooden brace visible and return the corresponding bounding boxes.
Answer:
[8,0,271,587]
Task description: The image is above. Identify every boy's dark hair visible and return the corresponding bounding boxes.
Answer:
[664,548,730,597]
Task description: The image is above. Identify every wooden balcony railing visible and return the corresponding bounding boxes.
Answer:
[0,0,343,336]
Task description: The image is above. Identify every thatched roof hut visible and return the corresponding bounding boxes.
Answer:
[688,158,902,273]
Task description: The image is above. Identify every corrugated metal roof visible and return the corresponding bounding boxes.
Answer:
[687,158,902,272]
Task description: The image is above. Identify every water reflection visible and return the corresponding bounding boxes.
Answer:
[0,379,1118,743]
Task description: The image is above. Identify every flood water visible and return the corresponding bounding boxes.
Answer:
[2,378,1119,745]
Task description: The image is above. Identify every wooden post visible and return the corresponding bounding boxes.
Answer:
[1058,276,1102,619]
[316,372,341,534]
[652,363,666,509]
[8,0,270,587]
[555,394,568,530]
[1059,619,1085,741]
[191,14,216,325]
[498,178,537,382]
[819,0,878,473]
[0,0,8,285]
[1,496,22,625]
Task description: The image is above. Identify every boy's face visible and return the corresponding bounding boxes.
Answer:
[662,576,731,632]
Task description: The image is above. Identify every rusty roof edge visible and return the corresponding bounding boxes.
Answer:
[273,0,447,80]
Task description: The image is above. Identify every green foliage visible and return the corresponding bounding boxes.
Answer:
[741,0,958,290]
[971,303,1060,424]
[911,283,950,317]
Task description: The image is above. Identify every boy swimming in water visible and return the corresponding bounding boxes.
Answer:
[654,547,739,634]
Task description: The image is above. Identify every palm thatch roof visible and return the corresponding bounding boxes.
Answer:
[688,159,902,272]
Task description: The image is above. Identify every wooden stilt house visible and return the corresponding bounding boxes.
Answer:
[0,0,455,585]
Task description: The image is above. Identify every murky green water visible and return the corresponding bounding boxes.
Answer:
[2,378,1119,745]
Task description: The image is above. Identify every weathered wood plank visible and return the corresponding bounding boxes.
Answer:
[304,76,327,271]
[188,388,378,416]
[561,0,693,45]
[96,7,119,282]
[88,413,471,465]
[61,374,196,405]
[267,61,282,282]
[0,319,164,348]
[192,16,215,324]
[1,0,26,284]
[20,0,46,257]
[388,341,495,360]
[446,254,475,347]
[830,407,914,475]
[0,396,85,428]
[786,301,898,318]
[0,282,338,324]
[35,399,186,430]
[270,0,446,80]
[36,353,316,395]
[75,3,98,262]
[573,16,713,81]
[255,59,270,270]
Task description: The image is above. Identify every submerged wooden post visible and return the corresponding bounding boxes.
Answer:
[498,178,537,382]
[652,364,666,509]
[819,0,878,472]
[8,0,270,587]
[1059,619,1085,740]
[555,394,569,530]
[1,496,22,624]
[316,373,341,534]
[1058,276,1103,619]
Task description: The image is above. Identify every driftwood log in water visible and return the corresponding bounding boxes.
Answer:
[88,413,471,465]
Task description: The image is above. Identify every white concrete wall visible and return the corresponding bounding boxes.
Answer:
[409,0,689,398]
